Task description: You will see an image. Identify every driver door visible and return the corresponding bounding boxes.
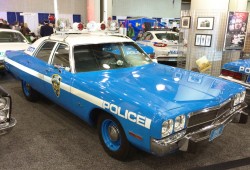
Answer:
[43,43,73,104]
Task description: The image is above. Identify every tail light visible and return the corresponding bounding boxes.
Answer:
[233,72,243,80]
[221,69,230,76]
[154,43,167,47]
[221,69,243,80]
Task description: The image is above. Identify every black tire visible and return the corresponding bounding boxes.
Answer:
[0,71,6,76]
[21,80,39,102]
[97,113,131,161]
[239,112,248,124]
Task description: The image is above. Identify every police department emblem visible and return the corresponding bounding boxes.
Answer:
[51,74,62,97]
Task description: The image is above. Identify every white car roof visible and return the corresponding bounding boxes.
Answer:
[25,32,134,56]
[33,33,134,47]
[146,31,178,34]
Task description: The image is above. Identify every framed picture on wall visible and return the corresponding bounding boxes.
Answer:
[224,11,249,50]
[205,34,212,47]
[200,35,206,46]
[197,17,214,30]
[181,16,191,28]
[195,34,201,46]
[195,34,212,47]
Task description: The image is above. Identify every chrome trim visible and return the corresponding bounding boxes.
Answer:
[188,98,232,118]
[150,102,247,156]
[0,118,16,135]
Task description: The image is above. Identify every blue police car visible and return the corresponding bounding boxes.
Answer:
[4,33,247,160]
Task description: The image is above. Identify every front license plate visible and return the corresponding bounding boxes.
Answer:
[209,125,224,141]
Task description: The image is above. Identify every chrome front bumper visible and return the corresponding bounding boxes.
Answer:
[150,102,247,156]
[0,118,17,135]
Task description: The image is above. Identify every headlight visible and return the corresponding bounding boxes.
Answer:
[240,91,246,103]
[0,97,10,123]
[162,119,174,138]
[0,110,8,122]
[0,97,8,110]
[233,93,241,106]
[174,115,186,132]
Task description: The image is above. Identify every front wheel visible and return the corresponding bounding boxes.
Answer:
[21,80,39,102]
[97,113,131,161]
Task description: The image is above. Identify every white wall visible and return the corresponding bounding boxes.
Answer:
[181,3,191,10]
[0,0,87,23]
[229,0,247,11]
[191,0,229,10]
[112,0,182,18]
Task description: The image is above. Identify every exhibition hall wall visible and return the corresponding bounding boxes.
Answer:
[0,0,86,18]
[0,0,86,34]
[112,0,182,18]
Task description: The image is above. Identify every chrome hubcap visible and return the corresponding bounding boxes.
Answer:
[108,125,119,141]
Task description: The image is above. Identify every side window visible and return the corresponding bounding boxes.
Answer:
[74,45,99,72]
[145,33,153,40]
[36,41,56,62]
[52,43,70,71]
[141,33,148,40]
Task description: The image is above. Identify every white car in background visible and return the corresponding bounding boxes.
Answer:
[136,31,181,63]
[0,29,30,71]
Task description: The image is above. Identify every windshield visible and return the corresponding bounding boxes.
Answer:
[155,33,179,41]
[0,32,27,43]
[74,42,152,73]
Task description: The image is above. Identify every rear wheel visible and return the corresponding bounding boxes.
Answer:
[21,80,39,102]
[97,113,131,161]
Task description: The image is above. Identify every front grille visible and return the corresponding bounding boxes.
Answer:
[187,99,233,133]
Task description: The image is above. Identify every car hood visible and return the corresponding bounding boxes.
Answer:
[76,63,244,116]
[222,59,250,73]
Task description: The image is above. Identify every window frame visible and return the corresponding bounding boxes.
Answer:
[34,40,58,64]
[50,42,71,72]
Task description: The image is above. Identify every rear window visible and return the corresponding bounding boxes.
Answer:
[0,31,26,43]
[155,33,179,41]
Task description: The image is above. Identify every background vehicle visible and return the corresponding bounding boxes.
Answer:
[0,29,30,71]
[0,86,16,135]
[136,31,181,64]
